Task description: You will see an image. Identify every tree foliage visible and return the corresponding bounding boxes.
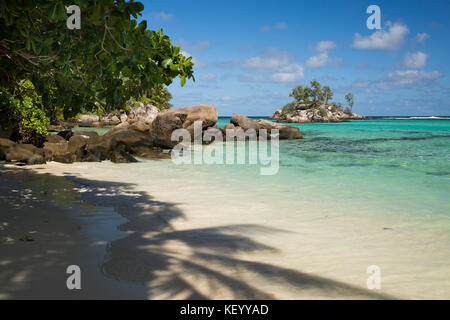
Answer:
[0,79,49,135]
[0,0,195,125]
[282,81,353,114]
[345,93,354,112]
[288,80,333,105]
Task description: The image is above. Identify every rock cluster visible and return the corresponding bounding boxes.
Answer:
[1,105,303,166]
[78,103,160,128]
[269,103,365,123]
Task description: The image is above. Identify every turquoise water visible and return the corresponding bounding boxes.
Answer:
[214,118,450,222]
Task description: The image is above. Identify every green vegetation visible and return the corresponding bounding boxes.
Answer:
[0,0,194,140]
[345,93,354,112]
[281,101,297,114]
[0,80,49,135]
[282,80,355,115]
[286,80,333,107]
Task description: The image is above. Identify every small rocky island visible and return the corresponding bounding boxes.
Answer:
[269,80,365,123]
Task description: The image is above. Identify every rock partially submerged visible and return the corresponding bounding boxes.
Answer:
[229,114,303,140]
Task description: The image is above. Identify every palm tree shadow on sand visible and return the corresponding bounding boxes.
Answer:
[64,174,396,300]
[0,167,396,299]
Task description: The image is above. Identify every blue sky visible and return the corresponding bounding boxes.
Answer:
[139,0,450,116]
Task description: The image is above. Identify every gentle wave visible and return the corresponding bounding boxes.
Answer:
[387,116,450,120]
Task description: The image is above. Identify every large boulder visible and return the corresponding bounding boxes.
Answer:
[43,141,73,163]
[108,129,155,157]
[46,134,67,143]
[104,121,130,137]
[228,115,303,140]
[68,135,89,161]
[4,142,45,164]
[78,115,100,127]
[127,104,160,124]
[150,104,218,148]
[0,138,16,160]
[101,115,121,126]
[230,113,259,130]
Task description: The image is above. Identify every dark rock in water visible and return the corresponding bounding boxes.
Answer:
[108,129,155,157]
[57,130,74,141]
[228,115,303,140]
[109,144,138,163]
[231,114,259,130]
[85,136,112,161]
[150,104,218,148]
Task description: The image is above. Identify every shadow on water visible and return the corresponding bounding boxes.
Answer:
[0,166,396,299]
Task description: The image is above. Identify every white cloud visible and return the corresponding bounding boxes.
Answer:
[315,41,336,52]
[305,52,329,68]
[305,41,337,68]
[242,49,292,71]
[260,22,288,32]
[414,33,430,44]
[148,11,174,21]
[352,79,370,88]
[402,51,427,69]
[239,74,265,82]
[179,40,210,51]
[199,73,217,82]
[353,22,409,50]
[378,69,442,89]
[240,49,304,83]
[270,64,304,83]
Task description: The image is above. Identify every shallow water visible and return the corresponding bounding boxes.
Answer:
[40,118,450,299]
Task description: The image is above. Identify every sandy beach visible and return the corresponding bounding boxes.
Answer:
[3,157,449,300]
[0,162,399,300]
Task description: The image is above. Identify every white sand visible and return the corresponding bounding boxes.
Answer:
[1,161,449,299]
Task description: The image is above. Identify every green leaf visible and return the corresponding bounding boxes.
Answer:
[161,58,172,68]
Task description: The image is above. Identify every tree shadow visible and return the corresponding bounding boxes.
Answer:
[0,166,397,299]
